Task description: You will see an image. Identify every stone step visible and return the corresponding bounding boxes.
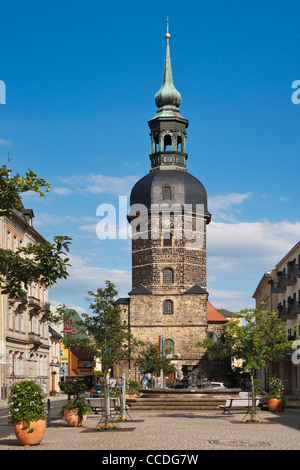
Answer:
[126,395,228,410]
[128,404,221,410]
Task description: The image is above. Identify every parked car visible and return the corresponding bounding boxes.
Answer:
[90,384,102,397]
[210,382,225,388]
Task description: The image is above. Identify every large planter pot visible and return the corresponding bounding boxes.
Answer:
[267,398,283,412]
[63,408,87,427]
[13,419,46,446]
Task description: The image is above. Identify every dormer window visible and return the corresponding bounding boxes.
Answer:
[162,185,171,200]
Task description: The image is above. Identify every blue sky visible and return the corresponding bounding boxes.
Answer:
[1,0,300,314]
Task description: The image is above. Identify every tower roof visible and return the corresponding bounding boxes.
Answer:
[129,169,211,219]
[154,21,183,118]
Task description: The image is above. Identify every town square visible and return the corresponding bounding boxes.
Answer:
[0,0,300,456]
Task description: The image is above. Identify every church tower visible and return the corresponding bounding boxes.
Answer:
[125,26,211,378]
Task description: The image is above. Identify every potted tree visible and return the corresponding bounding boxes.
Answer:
[7,380,47,446]
[267,378,284,412]
[193,307,293,422]
[60,379,91,427]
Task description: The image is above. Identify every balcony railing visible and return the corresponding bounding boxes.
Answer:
[280,274,297,286]
[271,281,286,293]
[27,296,41,310]
[289,263,300,278]
[289,300,300,316]
[278,300,300,320]
[28,332,42,347]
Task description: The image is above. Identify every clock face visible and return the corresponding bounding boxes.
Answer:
[162,216,174,229]
[162,217,171,229]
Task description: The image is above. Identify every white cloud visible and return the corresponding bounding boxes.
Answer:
[208,192,252,222]
[207,220,300,273]
[206,219,300,311]
[49,253,131,311]
[53,187,73,195]
[0,138,12,145]
[57,174,140,197]
[208,288,254,312]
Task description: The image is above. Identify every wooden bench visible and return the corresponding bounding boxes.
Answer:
[85,397,120,415]
[218,397,260,414]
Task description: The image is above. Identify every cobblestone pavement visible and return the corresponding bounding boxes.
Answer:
[1,397,300,452]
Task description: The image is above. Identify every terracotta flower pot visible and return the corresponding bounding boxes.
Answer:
[13,419,46,446]
[267,398,283,412]
[63,409,87,427]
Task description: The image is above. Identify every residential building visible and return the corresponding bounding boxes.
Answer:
[253,241,300,394]
[49,325,61,395]
[0,207,51,398]
[50,306,95,389]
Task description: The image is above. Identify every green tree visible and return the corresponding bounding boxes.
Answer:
[194,306,294,420]
[0,165,71,297]
[74,281,140,426]
[137,342,177,384]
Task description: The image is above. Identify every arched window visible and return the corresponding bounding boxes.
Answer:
[164,134,172,151]
[155,135,159,153]
[163,299,174,314]
[164,339,174,355]
[177,135,182,152]
[163,268,174,284]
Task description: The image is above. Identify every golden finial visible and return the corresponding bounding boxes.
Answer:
[165,16,170,39]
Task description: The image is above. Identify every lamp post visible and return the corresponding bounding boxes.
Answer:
[61,319,76,397]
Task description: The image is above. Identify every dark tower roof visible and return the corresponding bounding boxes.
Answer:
[129,169,210,219]
[128,26,211,223]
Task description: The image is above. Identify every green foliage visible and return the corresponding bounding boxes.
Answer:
[254,378,263,395]
[127,380,142,395]
[0,164,72,298]
[195,307,294,372]
[137,343,177,377]
[75,281,139,376]
[193,306,293,420]
[7,380,47,423]
[60,379,91,420]
[0,165,50,218]
[0,235,72,298]
[60,379,87,400]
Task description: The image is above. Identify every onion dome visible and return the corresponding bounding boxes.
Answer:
[154,27,182,114]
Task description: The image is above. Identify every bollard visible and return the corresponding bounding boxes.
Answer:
[47,399,51,427]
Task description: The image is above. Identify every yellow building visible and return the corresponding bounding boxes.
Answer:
[59,341,94,387]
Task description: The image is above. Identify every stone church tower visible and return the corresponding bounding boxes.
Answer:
[118,29,212,379]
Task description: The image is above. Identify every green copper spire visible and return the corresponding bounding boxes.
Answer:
[154,21,182,117]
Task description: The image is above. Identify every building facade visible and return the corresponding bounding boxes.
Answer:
[253,240,300,394]
[50,306,95,389]
[117,30,230,382]
[0,207,51,398]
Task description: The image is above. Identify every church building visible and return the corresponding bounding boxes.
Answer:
[117,27,227,381]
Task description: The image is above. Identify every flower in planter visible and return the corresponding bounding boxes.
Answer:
[7,380,47,424]
[267,378,284,399]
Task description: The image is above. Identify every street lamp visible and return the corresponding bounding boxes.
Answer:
[264,270,273,310]
[61,319,76,387]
